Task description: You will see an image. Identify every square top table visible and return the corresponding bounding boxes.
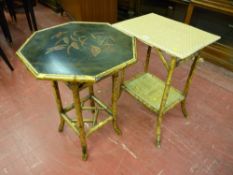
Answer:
[17,22,136,160]
[113,13,220,146]
[113,13,220,59]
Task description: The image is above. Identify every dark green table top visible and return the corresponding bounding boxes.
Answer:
[17,22,136,82]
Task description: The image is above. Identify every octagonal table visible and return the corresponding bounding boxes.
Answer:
[16,22,136,160]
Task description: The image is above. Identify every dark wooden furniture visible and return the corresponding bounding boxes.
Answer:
[184,0,233,71]
[22,0,37,31]
[0,47,14,71]
[5,0,38,31]
[58,0,117,23]
[119,0,174,16]
[39,0,61,12]
[118,0,139,17]
[0,0,12,43]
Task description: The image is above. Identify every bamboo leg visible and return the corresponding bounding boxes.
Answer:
[51,81,65,132]
[155,49,169,71]
[70,83,88,160]
[181,55,199,118]
[156,57,177,147]
[92,109,99,126]
[118,68,125,99]
[89,85,95,113]
[144,46,152,72]
[112,73,122,135]
[89,85,99,126]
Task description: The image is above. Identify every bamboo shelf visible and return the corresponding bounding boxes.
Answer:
[123,73,184,113]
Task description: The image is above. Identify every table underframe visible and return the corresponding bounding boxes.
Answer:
[121,46,200,147]
[51,73,122,160]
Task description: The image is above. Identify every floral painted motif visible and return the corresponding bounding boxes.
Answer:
[46,30,115,57]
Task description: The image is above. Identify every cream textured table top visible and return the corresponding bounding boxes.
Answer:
[113,13,220,59]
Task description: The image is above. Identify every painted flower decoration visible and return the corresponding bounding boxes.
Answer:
[46,30,115,57]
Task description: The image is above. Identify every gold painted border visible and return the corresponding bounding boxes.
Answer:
[95,38,137,80]
[16,22,137,83]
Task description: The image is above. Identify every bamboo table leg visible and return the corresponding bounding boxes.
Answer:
[70,83,88,160]
[52,81,65,132]
[89,85,95,113]
[112,73,122,135]
[118,69,125,100]
[156,57,177,147]
[181,55,200,118]
[52,76,123,160]
[144,46,152,72]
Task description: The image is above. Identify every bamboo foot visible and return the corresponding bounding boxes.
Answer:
[82,146,88,161]
[156,136,161,148]
[114,126,122,135]
[181,101,188,118]
[58,119,65,132]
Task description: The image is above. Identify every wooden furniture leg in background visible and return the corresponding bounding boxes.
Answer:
[0,1,13,43]
[0,47,14,71]
[23,0,38,31]
[184,2,194,24]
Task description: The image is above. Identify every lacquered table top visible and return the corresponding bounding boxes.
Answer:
[113,13,220,59]
[17,22,136,82]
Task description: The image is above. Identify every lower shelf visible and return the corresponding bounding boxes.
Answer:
[123,73,184,113]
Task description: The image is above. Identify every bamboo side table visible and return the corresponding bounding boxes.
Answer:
[113,13,220,147]
[16,22,136,160]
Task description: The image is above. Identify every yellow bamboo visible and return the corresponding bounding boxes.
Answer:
[63,103,74,113]
[89,85,95,114]
[155,49,169,71]
[118,68,125,99]
[120,68,125,86]
[181,55,200,118]
[82,106,96,110]
[112,73,122,135]
[70,83,88,161]
[156,57,177,147]
[91,96,112,115]
[81,106,104,111]
[60,113,80,135]
[51,81,65,132]
[63,95,91,113]
[83,118,94,123]
[86,117,113,137]
[92,109,99,126]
